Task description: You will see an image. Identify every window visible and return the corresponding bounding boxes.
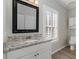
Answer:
[43,5,58,40]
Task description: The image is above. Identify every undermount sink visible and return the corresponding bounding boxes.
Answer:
[23,39,38,43]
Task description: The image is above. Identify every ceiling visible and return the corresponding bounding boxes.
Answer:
[60,0,75,5]
[56,0,76,9]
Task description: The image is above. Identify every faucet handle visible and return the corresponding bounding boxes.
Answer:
[26,36,31,39]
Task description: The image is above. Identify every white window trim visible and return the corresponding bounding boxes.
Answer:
[43,5,59,41]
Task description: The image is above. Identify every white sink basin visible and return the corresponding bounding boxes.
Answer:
[23,40,38,43]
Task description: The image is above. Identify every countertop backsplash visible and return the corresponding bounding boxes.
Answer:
[6,34,43,43]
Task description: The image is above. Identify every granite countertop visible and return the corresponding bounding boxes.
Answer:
[4,38,52,53]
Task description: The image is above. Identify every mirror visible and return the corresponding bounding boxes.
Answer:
[13,0,39,33]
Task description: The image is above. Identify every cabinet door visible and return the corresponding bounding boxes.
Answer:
[37,42,51,59]
[37,51,51,59]
[7,44,39,59]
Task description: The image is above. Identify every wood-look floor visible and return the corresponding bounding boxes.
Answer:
[52,46,76,59]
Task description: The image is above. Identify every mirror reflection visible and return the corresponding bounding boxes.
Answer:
[17,3,36,30]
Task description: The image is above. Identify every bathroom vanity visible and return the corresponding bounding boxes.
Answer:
[4,0,52,59]
[4,38,52,59]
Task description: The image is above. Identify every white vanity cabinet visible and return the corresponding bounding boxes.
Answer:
[16,53,35,59]
[37,50,51,59]
[7,42,51,59]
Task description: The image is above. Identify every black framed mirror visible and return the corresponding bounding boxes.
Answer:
[12,0,39,33]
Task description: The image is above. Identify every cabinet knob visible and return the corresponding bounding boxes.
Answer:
[37,53,39,55]
[34,54,37,56]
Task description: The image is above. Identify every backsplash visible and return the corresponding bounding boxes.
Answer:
[6,34,43,42]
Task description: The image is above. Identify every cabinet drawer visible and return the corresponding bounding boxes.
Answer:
[7,45,39,59]
[16,52,35,59]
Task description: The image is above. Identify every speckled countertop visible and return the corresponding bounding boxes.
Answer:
[4,37,52,53]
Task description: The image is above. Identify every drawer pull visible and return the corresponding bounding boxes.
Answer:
[34,53,39,57]
[34,54,37,56]
[37,53,39,55]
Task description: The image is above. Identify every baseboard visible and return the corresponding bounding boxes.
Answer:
[51,45,67,55]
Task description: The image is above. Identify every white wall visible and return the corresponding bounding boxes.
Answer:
[68,7,76,36]
[4,0,68,52]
